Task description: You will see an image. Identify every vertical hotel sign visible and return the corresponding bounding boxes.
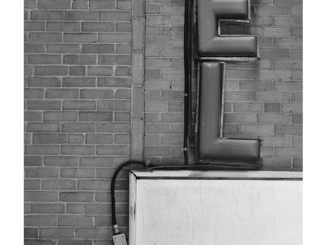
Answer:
[192,0,262,167]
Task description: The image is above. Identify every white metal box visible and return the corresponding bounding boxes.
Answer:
[129,170,302,245]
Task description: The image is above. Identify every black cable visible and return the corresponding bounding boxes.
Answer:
[183,0,190,165]
[111,160,148,230]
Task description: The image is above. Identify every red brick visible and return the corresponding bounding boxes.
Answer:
[79,112,113,121]
[98,55,131,65]
[31,203,65,214]
[25,215,57,226]
[117,1,131,10]
[38,0,71,9]
[115,89,131,99]
[90,0,115,9]
[61,168,95,178]
[64,54,97,65]
[44,156,78,167]
[42,179,76,190]
[82,44,114,53]
[117,22,132,32]
[144,146,170,156]
[68,134,85,144]
[80,89,114,99]
[63,77,96,87]
[64,33,98,43]
[33,133,67,144]
[61,145,95,155]
[98,100,130,111]
[145,124,170,134]
[58,215,93,226]
[46,89,79,99]
[44,112,77,121]
[25,145,60,155]
[161,134,183,145]
[161,113,183,123]
[62,123,96,132]
[96,145,130,155]
[25,191,58,202]
[59,192,94,202]
[86,134,114,144]
[98,77,131,87]
[282,103,302,113]
[40,228,74,238]
[72,0,89,9]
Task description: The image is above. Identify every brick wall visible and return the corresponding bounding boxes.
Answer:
[144,0,302,169]
[24,0,302,244]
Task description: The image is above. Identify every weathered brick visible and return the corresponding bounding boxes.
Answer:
[282,103,302,113]
[96,145,130,155]
[275,81,302,91]
[42,179,76,190]
[35,66,68,76]
[65,11,99,20]
[292,114,302,124]
[25,156,42,166]
[64,33,98,43]
[240,125,274,134]
[61,168,95,178]
[62,145,95,155]
[27,123,60,132]
[225,91,256,101]
[275,147,302,157]
[40,228,74,238]
[80,157,113,167]
[25,145,60,155]
[64,54,97,65]
[31,203,65,214]
[30,33,62,42]
[264,28,289,37]
[59,192,94,202]
[44,156,78,167]
[258,113,291,123]
[44,111,78,121]
[25,191,58,202]
[63,77,96,87]
[264,103,281,113]
[33,133,67,144]
[63,100,96,110]
[256,92,290,101]
[275,124,302,135]
[62,123,95,132]
[291,92,302,102]
[224,113,257,123]
[25,215,57,226]
[233,102,263,112]
[58,215,93,226]
[100,11,131,21]
[79,112,113,121]
[47,44,81,53]
[47,22,80,31]
[256,6,289,15]
[30,11,65,20]
[45,89,79,99]
[274,38,302,49]
[38,0,71,9]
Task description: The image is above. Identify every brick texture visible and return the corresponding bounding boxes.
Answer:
[25,0,302,243]
[25,0,132,243]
